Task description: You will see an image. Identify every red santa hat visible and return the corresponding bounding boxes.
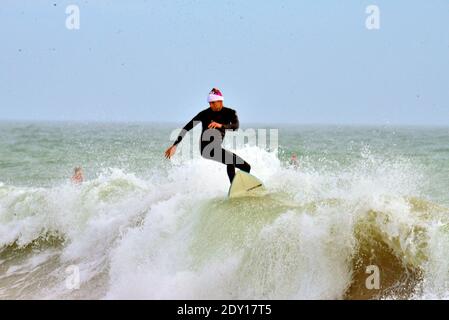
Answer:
[207,88,224,103]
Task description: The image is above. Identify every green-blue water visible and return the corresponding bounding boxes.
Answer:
[1,122,449,299]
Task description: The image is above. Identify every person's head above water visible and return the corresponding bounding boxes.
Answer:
[71,166,84,184]
[208,88,224,112]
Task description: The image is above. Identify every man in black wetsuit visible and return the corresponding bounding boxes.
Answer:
[164,88,251,183]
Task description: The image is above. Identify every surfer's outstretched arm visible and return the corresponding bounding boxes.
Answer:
[172,112,202,146]
[165,112,201,159]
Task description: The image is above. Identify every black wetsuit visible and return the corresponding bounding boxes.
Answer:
[172,107,251,182]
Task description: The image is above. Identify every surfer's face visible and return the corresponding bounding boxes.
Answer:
[209,101,223,112]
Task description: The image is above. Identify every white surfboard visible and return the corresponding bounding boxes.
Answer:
[228,171,265,198]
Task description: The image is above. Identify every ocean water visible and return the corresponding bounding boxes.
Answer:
[1,121,449,299]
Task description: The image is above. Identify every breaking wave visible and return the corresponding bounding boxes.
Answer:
[1,146,449,299]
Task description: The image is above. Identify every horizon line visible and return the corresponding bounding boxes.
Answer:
[1,118,449,127]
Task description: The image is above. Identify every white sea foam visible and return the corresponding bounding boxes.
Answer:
[0,146,448,299]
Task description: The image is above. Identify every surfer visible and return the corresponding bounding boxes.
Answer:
[71,167,84,184]
[164,88,251,183]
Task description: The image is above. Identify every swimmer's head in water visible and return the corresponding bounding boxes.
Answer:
[72,167,84,184]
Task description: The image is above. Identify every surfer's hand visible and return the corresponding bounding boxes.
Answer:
[165,145,176,159]
[208,121,223,129]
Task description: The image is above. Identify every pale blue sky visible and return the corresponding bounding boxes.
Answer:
[1,0,448,125]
